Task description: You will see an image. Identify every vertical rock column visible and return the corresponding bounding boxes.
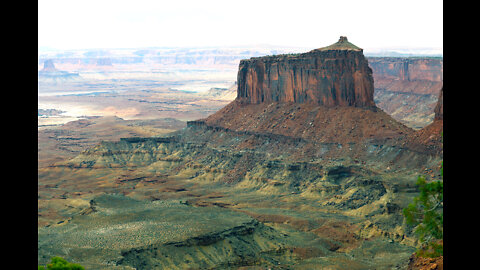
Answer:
[236,36,376,108]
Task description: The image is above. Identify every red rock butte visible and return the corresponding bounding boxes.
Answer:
[41,59,58,72]
[236,36,375,107]
[203,36,442,153]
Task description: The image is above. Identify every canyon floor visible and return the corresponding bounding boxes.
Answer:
[38,112,441,269]
[38,134,423,269]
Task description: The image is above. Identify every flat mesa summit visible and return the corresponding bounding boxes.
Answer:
[235,36,374,107]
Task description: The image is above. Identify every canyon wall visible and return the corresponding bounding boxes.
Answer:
[368,57,443,129]
[368,57,443,95]
[434,87,443,121]
[236,37,375,107]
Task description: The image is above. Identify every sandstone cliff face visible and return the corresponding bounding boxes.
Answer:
[368,57,443,129]
[236,37,375,107]
[434,87,443,120]
[368,57,443,95]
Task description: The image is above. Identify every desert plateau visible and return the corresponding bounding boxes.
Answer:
[38,36,443,269]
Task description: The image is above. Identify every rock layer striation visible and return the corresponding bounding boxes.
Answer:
[236,36,375,107]
[368,57,443,95]
[368,57,443,129]
[434,87,443,121]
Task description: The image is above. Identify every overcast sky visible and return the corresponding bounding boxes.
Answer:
[38,0,443,51]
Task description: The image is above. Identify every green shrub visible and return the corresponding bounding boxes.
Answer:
[38,256,85,270]
[403,163,443,257]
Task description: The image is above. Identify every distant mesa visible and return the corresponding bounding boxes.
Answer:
[401,86,443,151]
[38,108,65,117]
[38,59,79,78]
[41,59,58,72]
[96,58,113,66]
[236,36,375,107]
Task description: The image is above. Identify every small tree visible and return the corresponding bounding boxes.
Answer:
[38,256,85,270]
[403,163,443,257]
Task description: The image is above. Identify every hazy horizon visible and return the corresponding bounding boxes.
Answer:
[38,44,443,55]
[39,0,442,53]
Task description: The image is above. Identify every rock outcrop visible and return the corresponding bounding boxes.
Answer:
[368,57,443,95]
[41,59,58,72]
[434,87,443,121]
[368,57,443,129]
[205,37,421,147]
[236,36,375,107]
[38,59,79,79]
